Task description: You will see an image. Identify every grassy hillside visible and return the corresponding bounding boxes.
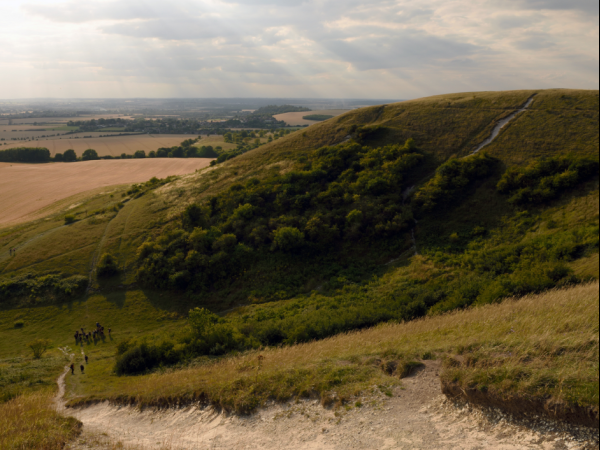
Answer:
[0,90,598,437]
[66,283,598,426]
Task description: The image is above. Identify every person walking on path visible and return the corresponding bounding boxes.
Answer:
[85,355,88,364]
[70,363,75,375]
[80,365,85,374]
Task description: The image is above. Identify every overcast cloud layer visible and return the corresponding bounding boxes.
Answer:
[1,0,598,98]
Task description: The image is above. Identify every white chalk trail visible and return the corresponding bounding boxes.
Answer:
[472,96,535,154]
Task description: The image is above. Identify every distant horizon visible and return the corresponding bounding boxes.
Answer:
[1,87,598,103]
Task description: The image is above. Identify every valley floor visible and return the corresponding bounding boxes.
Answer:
[63,361,598,450]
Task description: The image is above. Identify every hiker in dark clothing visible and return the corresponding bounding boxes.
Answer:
[85,355,88,364]
[70,364,75,374]
[74,332,79,343]
[80,365,84,374]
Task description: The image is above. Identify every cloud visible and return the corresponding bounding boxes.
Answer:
[3,0,597,98]
[321,31,480,71]
[517,0,599,14]
[22,0,202,23]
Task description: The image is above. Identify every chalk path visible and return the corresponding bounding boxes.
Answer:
[57,362,596,450]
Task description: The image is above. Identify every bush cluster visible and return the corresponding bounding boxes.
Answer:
[413,152,497,213]
[497,155,598,205]
[115,308,252,374]
[0,273,87,306]
[136,140,424,291]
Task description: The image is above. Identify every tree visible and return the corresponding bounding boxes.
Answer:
[188,308,220,338]
[134,150,146,159]
[97,253,119,277]
[148,151,156,158]
[63,149,77,162]
[54,153,64,162]
[28,339,52,359]
[82,149,99,161]
[272,227,305,252]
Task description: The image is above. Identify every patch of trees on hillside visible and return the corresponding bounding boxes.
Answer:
[254,105,311,115]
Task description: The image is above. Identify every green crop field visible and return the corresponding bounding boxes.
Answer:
[1,89,598,446]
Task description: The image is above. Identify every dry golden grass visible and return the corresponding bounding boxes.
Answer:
[0,392,81,450]
[69,283,599,414]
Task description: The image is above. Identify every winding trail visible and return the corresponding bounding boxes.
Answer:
[56,362,597,450]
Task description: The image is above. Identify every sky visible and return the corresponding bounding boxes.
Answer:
[1,0,598,99]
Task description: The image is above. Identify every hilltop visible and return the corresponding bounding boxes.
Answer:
[0,89,598,448]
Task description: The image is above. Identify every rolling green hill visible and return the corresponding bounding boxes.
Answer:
[0,90,598,437]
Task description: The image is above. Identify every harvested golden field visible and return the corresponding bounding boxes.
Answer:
[0,158,213,226]
[274,109,351,126]
[1,134,196,157]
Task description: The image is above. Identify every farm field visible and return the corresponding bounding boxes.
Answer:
[0,114,135,126]
[0,124,77,141]
[1,134,197,156]
[274,109,351,126]
[0,158,213,226]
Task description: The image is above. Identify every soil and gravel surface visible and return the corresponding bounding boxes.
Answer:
[0,158,213,226]
[60,362,599,450]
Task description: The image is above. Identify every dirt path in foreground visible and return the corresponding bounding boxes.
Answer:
[59,362,597,450]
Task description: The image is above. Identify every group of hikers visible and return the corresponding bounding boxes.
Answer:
[8,247,17,256]
[74,322,110,344]
[70,322,111,375]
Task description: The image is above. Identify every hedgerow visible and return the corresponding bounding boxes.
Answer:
[0,273,87,306]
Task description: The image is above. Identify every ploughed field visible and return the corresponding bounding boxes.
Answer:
[274,109,351,126]
[1,134,197,157]
[0,158,213,226]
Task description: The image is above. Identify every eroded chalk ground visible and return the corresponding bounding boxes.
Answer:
[63,362,598,450]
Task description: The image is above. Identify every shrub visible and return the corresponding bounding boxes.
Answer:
[196,145,219,158]
[134,150,146,159]
[28,339,52,359]
[64,215,76,224]
[272,227,305,252]
[497,155,599,205]
[413,152,497,213]
[97,253,119,277]
[14,320,24,328]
